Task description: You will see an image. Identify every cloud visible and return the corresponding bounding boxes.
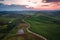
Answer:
[0,3,33,11]
[0,0,60,10]
[0,0,4,1]
[46,0,60,2]
[32,0,60,10]
[34,2,60,10]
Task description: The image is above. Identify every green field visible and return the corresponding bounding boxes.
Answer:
[0,17,15,29]
[25,15,60,40]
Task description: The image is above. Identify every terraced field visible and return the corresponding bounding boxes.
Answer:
[25,15,60,40]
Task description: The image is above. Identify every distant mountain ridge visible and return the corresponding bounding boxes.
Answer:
[0,10,60,15]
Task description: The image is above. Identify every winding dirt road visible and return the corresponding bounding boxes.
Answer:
[23,20,47,40]
[6,20,47,40]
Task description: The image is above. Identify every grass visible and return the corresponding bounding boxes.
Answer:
[3,25,18,40]
[0,17,17,31]
[0,17,15,23]
[0,17,16,40]
[25,15,60,40]
[0,25,8,29]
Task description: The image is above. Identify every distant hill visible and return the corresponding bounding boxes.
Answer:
[0,10,60,18]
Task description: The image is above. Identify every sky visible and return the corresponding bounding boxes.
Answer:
[0,0,60,10]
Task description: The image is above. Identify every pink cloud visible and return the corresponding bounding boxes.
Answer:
[33,2,60,10]
[1,0,60,10]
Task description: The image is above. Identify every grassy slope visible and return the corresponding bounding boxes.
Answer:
[0,17,15,22]
[26,15,60,40]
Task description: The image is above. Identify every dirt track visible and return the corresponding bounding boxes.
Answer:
[6,20,47,40]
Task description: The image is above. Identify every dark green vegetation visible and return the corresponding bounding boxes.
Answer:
[25,15,60,40]
[0,17,22,40]
[0,12,24,40]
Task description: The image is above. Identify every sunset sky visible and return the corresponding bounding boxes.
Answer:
[0,0,60,10]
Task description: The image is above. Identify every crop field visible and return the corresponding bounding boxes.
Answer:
[25,15,60,40]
